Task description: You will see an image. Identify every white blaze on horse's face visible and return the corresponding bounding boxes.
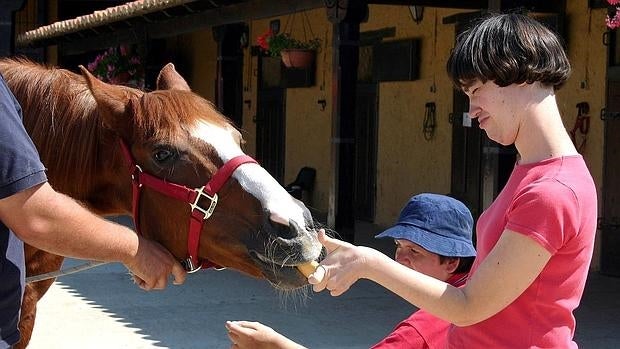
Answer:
[192,121,309,229]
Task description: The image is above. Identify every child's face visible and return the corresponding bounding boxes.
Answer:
[394,239,452,282]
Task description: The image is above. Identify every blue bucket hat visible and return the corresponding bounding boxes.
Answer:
[375,193,476,257]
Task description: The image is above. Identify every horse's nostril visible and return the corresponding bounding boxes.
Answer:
[265,215,300,240]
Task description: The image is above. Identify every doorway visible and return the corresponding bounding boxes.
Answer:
[353,83,378,222]
[601,30,620,276]
[215,23,246,128]
[255,55,286,182]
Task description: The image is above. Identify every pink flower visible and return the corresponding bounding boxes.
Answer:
[608,0,620,5]
[87,44,144,87]
[606,7,620,29]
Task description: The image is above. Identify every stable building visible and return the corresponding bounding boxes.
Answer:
[4,0,620,274]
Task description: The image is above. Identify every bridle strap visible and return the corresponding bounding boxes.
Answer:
[185,155,257,269]
[118,139,258,271]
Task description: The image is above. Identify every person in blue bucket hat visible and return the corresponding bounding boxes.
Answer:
[225,193,475,349]
[370,193,475,349]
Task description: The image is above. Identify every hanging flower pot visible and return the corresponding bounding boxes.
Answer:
[280,49,316,69]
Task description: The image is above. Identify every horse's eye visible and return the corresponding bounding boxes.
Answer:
[153,148,175,163]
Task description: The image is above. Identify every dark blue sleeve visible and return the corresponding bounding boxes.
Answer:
[0,74,47,199]
[0,74,47,346]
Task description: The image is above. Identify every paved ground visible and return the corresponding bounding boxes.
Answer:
[27,260,413,349]
[26,259,620,349]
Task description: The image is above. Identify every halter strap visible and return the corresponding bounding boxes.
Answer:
[119,139,258,272]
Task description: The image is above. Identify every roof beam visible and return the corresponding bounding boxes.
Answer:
[33,0,323,55]
[367,0,565,12]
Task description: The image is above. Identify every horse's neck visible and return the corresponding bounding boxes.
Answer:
[2,60,130,215]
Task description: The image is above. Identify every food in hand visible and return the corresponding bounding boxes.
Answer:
[297,260,319,277]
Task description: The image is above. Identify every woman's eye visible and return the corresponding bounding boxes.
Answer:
[153,148,174,163]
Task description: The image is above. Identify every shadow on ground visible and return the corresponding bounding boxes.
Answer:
[31,261,413,349]
[28,215,620,348]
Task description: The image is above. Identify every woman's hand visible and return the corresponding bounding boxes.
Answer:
[308,229,382,296]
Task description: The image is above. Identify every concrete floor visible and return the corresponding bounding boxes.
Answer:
[26,259,620,349]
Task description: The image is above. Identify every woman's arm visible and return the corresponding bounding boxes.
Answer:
[310,229,551,326]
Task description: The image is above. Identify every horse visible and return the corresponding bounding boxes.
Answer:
[0,57,322,348]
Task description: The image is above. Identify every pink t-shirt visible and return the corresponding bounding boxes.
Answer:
[448,156,597,348]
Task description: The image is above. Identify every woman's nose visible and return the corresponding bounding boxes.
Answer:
[468,104,481,118]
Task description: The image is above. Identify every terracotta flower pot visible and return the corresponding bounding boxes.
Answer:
[281,49,316,69]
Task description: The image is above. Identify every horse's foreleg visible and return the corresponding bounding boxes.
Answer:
[14,247,64,349]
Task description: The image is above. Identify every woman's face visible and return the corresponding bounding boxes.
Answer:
[394,239,453,281]
[463,80,522,146]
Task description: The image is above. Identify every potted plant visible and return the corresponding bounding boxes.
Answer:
[257,29,321,69]
[87,44,145,88]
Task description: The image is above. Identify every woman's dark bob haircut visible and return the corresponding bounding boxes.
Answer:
[447,13,571,90]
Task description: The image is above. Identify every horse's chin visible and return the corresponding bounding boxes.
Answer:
[249,251,310,290]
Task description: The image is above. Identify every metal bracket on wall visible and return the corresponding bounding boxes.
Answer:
[600,107,620,120]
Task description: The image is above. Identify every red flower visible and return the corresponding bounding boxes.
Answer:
[257,29,273,51]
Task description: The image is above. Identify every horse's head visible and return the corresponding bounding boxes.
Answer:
[79,64,321,290]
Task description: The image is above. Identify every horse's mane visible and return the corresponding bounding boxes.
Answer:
[0,57,110,198]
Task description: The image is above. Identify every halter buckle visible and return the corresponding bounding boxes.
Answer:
[181,257,203,273]
[131,164,143,187]
[190,186,218,220]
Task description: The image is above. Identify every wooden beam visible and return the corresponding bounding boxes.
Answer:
[367,0,565,12]
[50,0,322,54]
[367,0,486,9]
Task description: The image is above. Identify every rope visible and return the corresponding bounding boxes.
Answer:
[302,11,316,42]
[26,260,108,283]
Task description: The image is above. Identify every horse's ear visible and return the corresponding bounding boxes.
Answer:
[79,65,133,136]
[156,63,191,91]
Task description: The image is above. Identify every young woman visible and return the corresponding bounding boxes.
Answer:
[309,13,597,348]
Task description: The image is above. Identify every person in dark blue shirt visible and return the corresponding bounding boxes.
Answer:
[0,74,186,348]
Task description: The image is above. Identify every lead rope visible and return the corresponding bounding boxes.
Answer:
[26,260,108,283]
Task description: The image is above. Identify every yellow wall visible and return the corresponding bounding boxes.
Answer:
[251,10,333,213]
[176,30,217,102]
[559,2,608,269]
[364,6,462,226]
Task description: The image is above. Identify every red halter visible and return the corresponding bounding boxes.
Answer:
[118,139,258,272]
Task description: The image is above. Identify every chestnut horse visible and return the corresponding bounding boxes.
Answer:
[0,58,321,348]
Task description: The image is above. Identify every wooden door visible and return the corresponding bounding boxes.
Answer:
[215,23,246,128]
[353,83,378,222]
[255,56,285,182]
[601,30,620,276]
[450,89,483,219]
